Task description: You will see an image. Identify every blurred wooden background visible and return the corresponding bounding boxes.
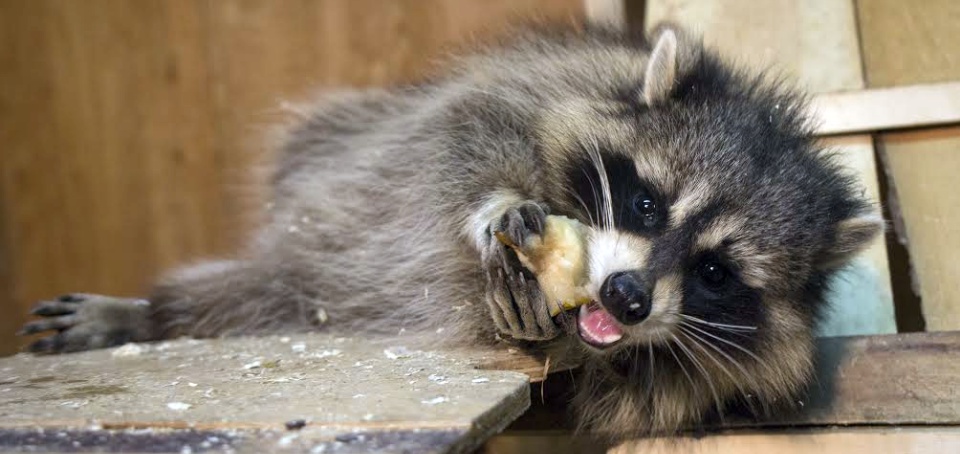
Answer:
[1,0,957,355]
[0,0,584,354]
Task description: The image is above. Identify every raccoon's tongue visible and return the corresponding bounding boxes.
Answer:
[577,302,623,346]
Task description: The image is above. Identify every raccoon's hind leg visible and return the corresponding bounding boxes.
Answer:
[20,260,320,353]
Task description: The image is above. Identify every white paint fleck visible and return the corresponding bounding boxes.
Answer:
[167,402,192,411]
[310,349,341,359]
[383,346,413,360]
[277,434,299,448]
[352,394,365,399]
[316,308,328,324]
[279,337,291,343]
[291,342,307,353]
[111,343,144,357]
[187,382,198,387]
[421,396,448,405]
[242,360,262,370]
[471,377,490,384]
[59,400,89,409]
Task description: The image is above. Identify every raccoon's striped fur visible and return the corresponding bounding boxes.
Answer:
[23,22,882,441]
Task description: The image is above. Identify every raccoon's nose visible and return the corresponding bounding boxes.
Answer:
[600,271,652,325]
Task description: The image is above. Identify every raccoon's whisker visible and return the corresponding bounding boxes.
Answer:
[563,187,597,228]
[680,314,757,332]
[586,137,614,231]
[662,332,697,391]
[579,166,605,230]
[681,321,769,373]
[679,325,763,416]
[646,342,656,405]
[671,332,724,422]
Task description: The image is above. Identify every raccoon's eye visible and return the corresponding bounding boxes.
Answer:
[697,260,728,289]
[631,190,659,227]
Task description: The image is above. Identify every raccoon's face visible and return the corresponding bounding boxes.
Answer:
[537,27,882,392]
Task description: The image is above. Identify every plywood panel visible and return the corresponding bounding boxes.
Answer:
[646,0,864,94]
[857,0,960,331]
[646,0,895,336]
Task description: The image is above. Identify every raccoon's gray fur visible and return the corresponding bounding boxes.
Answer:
[22,22,882,441]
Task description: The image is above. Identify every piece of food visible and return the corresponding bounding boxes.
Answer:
[495,215,592,316]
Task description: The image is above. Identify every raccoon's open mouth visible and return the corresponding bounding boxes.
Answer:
[577,302,623,348]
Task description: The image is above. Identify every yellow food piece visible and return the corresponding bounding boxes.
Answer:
[495,215,592,316]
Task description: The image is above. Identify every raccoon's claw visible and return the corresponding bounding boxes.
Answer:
[485,267,559,341]
[482,203,560,341]
[494,202,549,248]
[20,294,153,354]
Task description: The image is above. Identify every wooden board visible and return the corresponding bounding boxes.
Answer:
[507,331,960,433]
[611,427,960,454]
[0,334,532,453]
[811,82,960,135]
[645,0,895,336]
[732,331,960,427]
[857,0,960,331]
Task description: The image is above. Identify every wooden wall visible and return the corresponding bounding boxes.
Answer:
[857,0,960,330]
[0,0,584,355]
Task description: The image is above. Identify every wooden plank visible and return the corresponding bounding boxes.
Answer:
[0,334,531,453]
[858,0,960,331]
[812,82,960,135]
[584,0,627,29]
[611,427,960,454]
[879,128,960,330]
[645,0,895,336]
[646,0,865,93]
[732,331,960,427]
[509,331,960,431]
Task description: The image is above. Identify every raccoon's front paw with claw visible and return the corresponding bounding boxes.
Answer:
[481,202,560,341]
[19,294,153,354]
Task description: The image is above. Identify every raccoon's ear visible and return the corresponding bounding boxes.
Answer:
[643,28,678,106]
[817,211,885,269]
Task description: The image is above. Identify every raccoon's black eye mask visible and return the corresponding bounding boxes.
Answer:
[567,150,667,234]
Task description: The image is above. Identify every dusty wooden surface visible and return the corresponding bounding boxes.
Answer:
[858,0,960,331]
[645,0,894,337]
[0,334,534,453]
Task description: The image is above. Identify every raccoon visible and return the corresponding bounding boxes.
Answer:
[21,23,882,440]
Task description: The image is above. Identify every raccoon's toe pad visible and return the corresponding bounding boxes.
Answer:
[20,294,152,354]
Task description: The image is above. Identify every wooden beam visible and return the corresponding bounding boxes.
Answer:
[812,81,960,135]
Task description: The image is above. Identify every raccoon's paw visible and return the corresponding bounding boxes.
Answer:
[19,294,153,354]
[493,201,548,250]
[481,202,559,341]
